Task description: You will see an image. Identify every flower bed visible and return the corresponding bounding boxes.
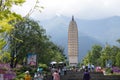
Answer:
[112,67,120,74]
[0,63,16,80]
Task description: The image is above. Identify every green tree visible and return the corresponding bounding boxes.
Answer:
[0,0,26,64]
[98,45,111,67]
[0,0,25,31]
[110,46,120,66]
[116,52,120,66]
[9,18,65,68]
[82,51,91,65]
[0,52,11,63]
[88,44,102,65]
[98,53,106,67]
[0,0,25,49]
[97,44,120,67]
[0,0,43,49]
[83,40,120,67]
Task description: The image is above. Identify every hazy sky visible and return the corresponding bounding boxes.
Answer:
[12,0,120,20]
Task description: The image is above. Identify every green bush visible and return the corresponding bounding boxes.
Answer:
[14,66,37,79]
[105,68,112,74]
[14,73,25,80]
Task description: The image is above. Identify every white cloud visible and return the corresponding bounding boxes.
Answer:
[12,0,120,20]
[12,0,36,17]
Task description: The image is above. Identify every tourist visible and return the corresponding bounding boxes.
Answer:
[88,64,91,71]
[63,66,67,75]
[91,64,95,71]
[37,67,43,74]
[34,73,38,80]
[52,70,60,80]
[82,65,85,71]
[83,69,91,80]
[38,72,43,80]
[24,71,31,80]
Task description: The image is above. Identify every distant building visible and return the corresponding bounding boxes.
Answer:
[68,16,78,66]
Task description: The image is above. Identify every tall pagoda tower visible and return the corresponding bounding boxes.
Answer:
[68,16,78,66]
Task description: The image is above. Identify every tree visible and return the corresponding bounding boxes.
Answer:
[82,40,120,67]
[116,39,120,66]
[87,44,102,65]
[82,51,92,65]
[0,0,25,31]
[116,52,120,66]
[0,0,43,49]
[9,18,65,68]
[110,46,120,66]
[98,53,106,67]
[0,52,11,63]
[0,0,25,49]
[0,0,26,65]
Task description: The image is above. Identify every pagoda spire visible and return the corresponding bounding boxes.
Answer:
[72,16,74,21]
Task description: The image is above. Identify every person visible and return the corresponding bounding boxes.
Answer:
[37,67,43,74]
[52,70,60,80]
[82,65,85,71]
[24,71,31,80]
[91,64,95,71]
[63,66,67,75]
[83,69,91,80]
[37,73,43,80]
[88,64,91,71]
[34,73,38,80]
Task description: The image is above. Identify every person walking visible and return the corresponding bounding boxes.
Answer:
[24,71,31,80]
[83,69,91,80]
[37,73,43,80]
[52,70,60,80]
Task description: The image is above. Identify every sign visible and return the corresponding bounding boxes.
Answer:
[106,60,112,67]
[27,53,37,66]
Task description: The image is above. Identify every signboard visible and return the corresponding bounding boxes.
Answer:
[27,53,37,66]
[106,60,112,68]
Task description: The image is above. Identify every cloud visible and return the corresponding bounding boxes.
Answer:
[12,0,120,20]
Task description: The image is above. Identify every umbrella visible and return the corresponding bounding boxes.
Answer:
[50,61,57,64]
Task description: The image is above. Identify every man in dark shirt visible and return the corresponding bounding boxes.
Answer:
[83,69,91,80]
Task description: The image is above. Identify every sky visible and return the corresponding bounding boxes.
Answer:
[12,0,120,20]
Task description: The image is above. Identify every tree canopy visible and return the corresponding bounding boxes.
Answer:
[0,0,25,51]
[9,18,66,68]
[82,42,120,67]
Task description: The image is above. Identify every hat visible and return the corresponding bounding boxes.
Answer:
[25,71,29,74]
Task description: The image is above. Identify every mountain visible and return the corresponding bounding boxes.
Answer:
[76,16,120,44]
[39,16,120,61]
